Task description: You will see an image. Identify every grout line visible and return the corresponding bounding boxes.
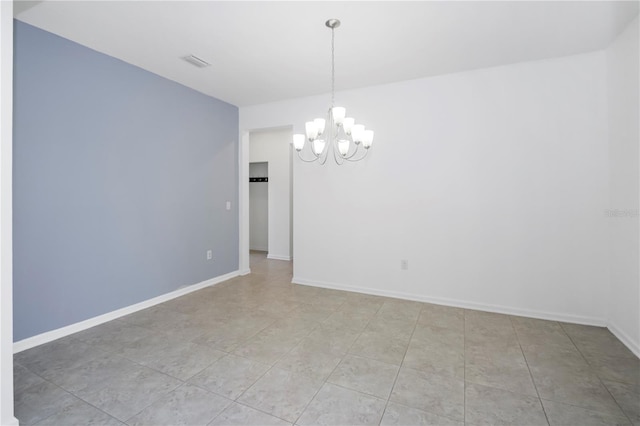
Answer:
[291,300,383,425]
[379,309,420,425]
[509,316,551,426]
[15,367,110,425]
[225,398,293,424]
[123,381,192,424]
[231,310,329,423]
[559,324,636,424]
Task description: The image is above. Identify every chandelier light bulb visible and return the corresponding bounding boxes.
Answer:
[332,107,346,125]
[343,117,355,135]
[305,121,318,141]
[293,134,306,151]
[312,139,326,156]
[363,130,374,149]
[351,124,365,144]
[314,118,326,136]
[338,139,350,157]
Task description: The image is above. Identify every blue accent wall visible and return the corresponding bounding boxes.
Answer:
[13,21,239,341]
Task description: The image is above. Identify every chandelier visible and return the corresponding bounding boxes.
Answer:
[292,19,374,164]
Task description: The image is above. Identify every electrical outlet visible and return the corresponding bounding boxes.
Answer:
[207,250,213,260]
[401,260,408,270]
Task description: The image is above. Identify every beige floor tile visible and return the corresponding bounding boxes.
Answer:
[322,309,375,332]
[274,345,343,381]
[542,399,632,426]
[349,330,411,365]
[209,402,292,425]
[14,381,79,425]
[327,354,399,399]
[137,341,225,381]
[390,366,464,421]
[417,304,464,330]
[380,401,463,426]
[297,383,386,426]
[189,354,270,400]
[465,383,548,426]
[583,351,640,386]
[72,320,154,352]
[13,363,46,396]
[69,360,182,421]
[366,316,416,337]
[237,367,324,423]
[412,322,464,348]
[530,364,626,417]
[296,323,362,355]
[35,398,125,425]
[127,383,231,426]
[561,323,637,360]
[403,337,464,379]
[14,337,106,382]
[375,300,422,323]
[522,342,591,372]
[465,343,538,396]
[193,319,268,352]
[603,380,640,424]
[232,330,303,366]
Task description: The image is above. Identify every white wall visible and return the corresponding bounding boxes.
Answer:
[241,51,610,325]
[249,162,269,251]
[0,1,17,424]
[606,17,639,355]
[249,129,292,261]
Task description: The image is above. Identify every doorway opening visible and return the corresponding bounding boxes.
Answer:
[241,127,293,274]
[249,162,268,253]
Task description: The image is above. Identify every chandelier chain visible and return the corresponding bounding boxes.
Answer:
[331,25,335,108]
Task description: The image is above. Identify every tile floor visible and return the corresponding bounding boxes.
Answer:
[14,252,640,425]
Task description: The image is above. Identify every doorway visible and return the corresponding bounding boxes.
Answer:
[249,162,268,253]
[240,127,293,273]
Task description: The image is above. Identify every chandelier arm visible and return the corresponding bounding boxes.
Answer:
[319,149,329,165]
[296,149,320,163]
[333,134,363,160]
[343,147,370,162]
[332,141,345,165]
[340,140,362,160]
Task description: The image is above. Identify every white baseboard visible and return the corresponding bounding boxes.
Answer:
[250,246,268,252]
[267,254,291,261]
[14,270,240,353]
[240,268,251,276]
[607,321,640,358]
[291,276,607,327]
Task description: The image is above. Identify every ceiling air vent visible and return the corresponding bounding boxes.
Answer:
[182,54,211,68]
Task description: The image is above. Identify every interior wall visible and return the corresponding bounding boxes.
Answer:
[240,50,610,324]
[606,16,639,355]
[13,22,239,341]
[249,162,269,251]
[249,129,292,260]
[0,4,17,425]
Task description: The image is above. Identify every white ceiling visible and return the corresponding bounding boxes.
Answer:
[15,1,640,107]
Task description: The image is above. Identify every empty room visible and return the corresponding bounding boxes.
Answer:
[0,1,638,425]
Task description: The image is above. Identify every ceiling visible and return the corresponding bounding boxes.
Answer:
[15,1,639,107]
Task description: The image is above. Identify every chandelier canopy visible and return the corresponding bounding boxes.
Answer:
[293,19,374,165]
